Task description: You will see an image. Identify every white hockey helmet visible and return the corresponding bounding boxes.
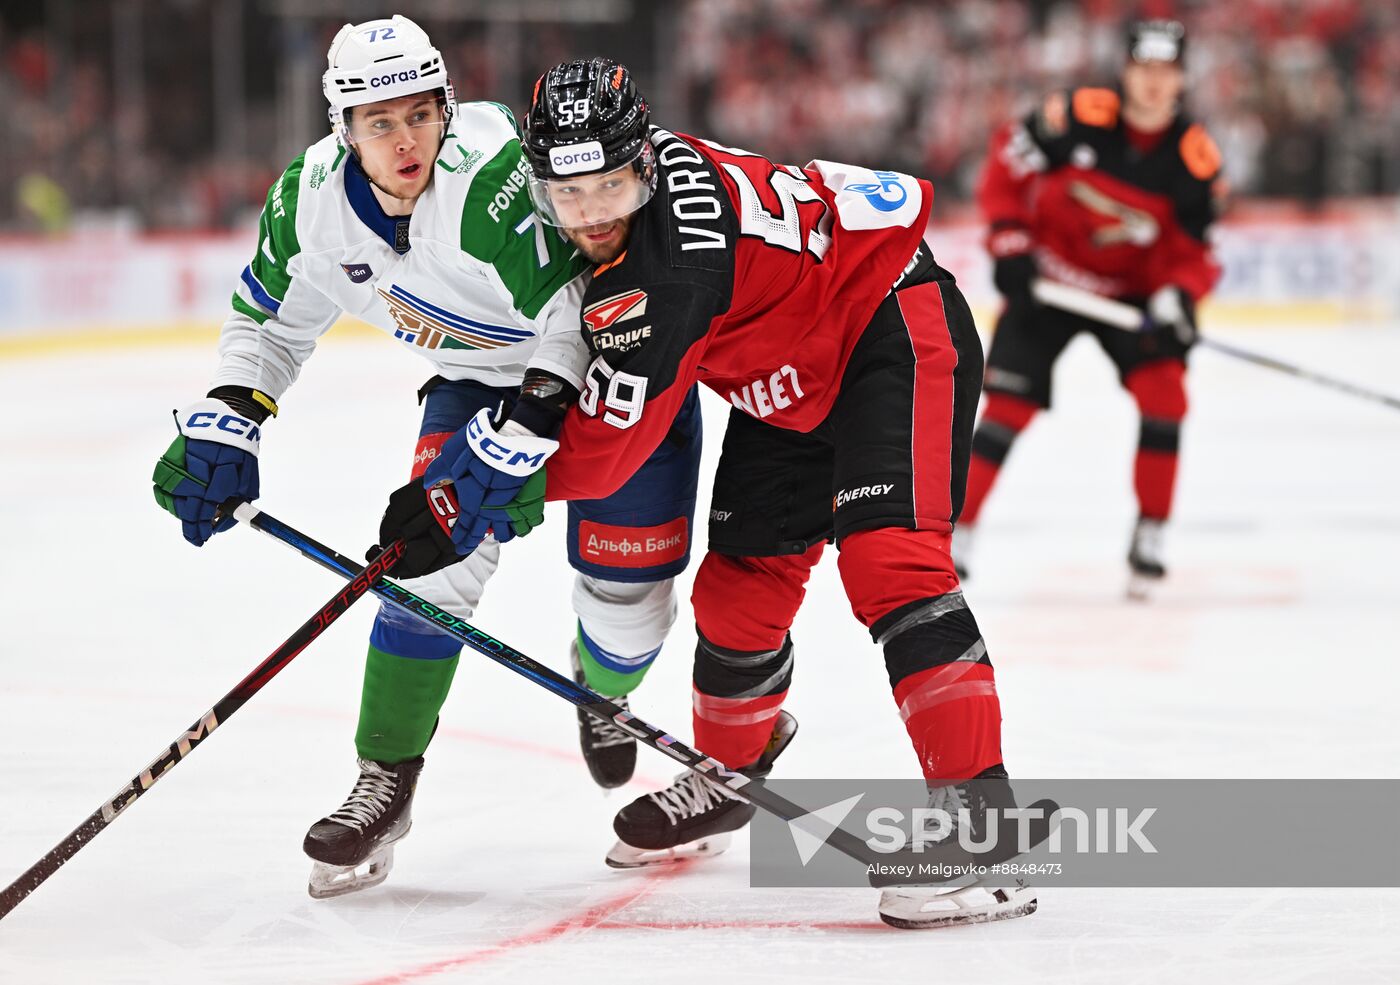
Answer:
[322,15,455,145]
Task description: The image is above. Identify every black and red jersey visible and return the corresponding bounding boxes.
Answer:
[977,87,1224,301]
[544,127,933,502]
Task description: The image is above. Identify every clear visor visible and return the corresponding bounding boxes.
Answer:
[343,96,446,147]
[526,158,656,228]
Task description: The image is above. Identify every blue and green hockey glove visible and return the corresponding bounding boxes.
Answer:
[153,396,264,546]
[423,407,557,556]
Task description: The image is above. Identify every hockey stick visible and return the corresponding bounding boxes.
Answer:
[237,502,1058,880]
[0,539,405,921]
[1031,278,1400,412]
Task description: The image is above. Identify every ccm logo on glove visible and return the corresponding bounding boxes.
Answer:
[466,412,555,476]
[176,398,262,453]
[184,410,261,441]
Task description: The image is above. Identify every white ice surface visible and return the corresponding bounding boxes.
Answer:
[1,323,1398,984]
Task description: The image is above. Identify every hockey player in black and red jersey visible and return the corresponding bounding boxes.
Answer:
[378,58,1039,928]
[960,19,1224,594]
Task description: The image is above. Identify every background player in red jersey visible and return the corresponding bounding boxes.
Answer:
[383,57,1038,928]
[960,19,1225,594]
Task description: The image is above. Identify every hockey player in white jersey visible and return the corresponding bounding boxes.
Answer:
[151,16,702,898]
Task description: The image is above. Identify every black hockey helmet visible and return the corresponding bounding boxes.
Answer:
[522,58,658,227]
[1126,19,1186,65]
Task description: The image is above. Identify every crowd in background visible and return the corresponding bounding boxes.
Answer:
[3,0,1398,233]
[677,0,1400,210]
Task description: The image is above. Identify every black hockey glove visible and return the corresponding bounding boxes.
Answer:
[368,476,463,579]
[1146,285,1198,352]
[988,223,1038,305]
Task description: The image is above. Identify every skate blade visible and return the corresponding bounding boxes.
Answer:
[307,846,395,900]
[878,885,1037,929]
[1126,572,1161,601]
[605,832,732,869]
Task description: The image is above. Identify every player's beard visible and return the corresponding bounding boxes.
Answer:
[566,214,634,265]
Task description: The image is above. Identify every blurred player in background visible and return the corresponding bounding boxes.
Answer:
[960,19,1224,594]
[387,57,1043,928]
[150,17,701,898]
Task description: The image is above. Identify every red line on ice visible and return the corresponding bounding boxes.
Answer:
[351,863,693,985]
[594,919,884,932]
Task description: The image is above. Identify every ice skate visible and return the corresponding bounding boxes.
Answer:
[879,877,1037,928]
[877,768,1040,928]
[303,756,422,899]
[1127,517,1167,600]
[572,641,637,789]
[606,711,798,868]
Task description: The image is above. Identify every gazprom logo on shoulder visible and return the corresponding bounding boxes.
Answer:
[843,171,909,212]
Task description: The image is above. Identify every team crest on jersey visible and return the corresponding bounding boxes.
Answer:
[583,290,648,332]
[1068,181,1160,248]
[584,290,651,353]
[377,284,534,351]
[342,263,373,283]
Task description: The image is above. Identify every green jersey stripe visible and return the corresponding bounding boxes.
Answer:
[231,292,272,325]
[460,141,587,320]
[247,153,306,306]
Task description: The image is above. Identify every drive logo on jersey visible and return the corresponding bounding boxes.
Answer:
[342,263,373,283]
[594,326,652,352]
[584,289,648,334]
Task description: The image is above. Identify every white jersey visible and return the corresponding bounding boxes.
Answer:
[212,101,590,400]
